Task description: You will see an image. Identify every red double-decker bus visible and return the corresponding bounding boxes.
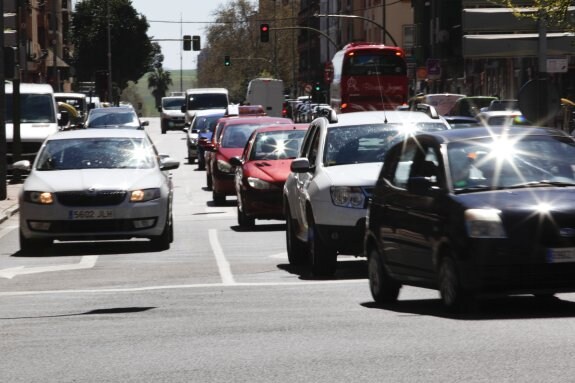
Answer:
[328,42,408,113]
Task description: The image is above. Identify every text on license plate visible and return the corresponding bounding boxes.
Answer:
[69,209,114,220]
[547,247,575,263]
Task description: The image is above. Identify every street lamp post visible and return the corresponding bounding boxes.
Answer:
[314,13,398,47]
[107,0,113,104]
[271,26,337,50]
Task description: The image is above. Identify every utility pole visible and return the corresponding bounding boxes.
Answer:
[51,0,58,91]
[1,1,7,200]
[107,0,113,104]
[180,13,183,93]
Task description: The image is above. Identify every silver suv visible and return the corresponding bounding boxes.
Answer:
[158,96,186,134]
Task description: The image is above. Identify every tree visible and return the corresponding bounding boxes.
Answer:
[72,0,155,96]
[496,0,574,31]
[197,0,300,102]
[148,67,173,108]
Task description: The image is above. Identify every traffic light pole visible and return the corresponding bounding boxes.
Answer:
[270,26,338,50]
[0,7,6,199]
[314,13,398,47]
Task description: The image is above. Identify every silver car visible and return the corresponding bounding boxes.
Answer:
[16,129,180,253]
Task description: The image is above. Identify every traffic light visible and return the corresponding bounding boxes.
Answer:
[260,24,270,43]
[192,35,201,51]
[314,82,321,92]
[224,55,231,66]
[183,35,191,51]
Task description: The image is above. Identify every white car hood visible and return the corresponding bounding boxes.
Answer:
[322,162,383,187]
[24,168,164,193]
[162,110,184,117]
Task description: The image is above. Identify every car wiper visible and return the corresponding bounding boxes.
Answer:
[508,180,575,189]
[455,185,493,193]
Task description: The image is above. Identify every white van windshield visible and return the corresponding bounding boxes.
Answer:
[5,94,56,123]
[187,94,228,110]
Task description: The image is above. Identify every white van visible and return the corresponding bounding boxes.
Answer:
[246,78,284,117]
[54,92,88,121]
[182,88,229,126]
[5,82,62,168]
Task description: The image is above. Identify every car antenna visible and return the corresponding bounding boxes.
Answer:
[375,68,388,124]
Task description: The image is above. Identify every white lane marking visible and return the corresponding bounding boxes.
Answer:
[208,229,236,285]
[0,255,98,279]
[0,279,366,297]
[0,225,18,239]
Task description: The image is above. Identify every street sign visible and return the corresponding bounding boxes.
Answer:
[304,84,312,94]
[547,58,568,73]
[426,58,441,79]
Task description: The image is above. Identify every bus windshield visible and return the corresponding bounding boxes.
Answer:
[344,52,407,76]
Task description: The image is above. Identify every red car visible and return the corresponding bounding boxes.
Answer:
[206,116,293,205]
[230,124,308,227]
[204,106,268,189]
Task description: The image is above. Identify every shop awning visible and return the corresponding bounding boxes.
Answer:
[45,49,70,68]
[462,32,575,58]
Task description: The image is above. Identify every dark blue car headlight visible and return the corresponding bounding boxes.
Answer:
[464,209,507,238]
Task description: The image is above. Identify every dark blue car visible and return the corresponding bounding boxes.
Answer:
[188,112,224,169]
[365,126,575,312]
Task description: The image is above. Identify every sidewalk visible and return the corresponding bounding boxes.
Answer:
[0,182,22,224]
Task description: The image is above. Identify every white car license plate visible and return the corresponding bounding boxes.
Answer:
[547,247,575,263]
[69,209,114,220]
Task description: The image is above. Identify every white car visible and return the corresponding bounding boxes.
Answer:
[16,129,180,253]
[283,110,451,276]
[475,110,529,126]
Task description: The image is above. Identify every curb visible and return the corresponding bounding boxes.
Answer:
[0,205,19,225]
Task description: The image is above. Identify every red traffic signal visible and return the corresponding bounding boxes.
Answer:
[260,24,270,43]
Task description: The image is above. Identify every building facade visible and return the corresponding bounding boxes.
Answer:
[4,0,72,91]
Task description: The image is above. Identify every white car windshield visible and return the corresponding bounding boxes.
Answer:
[88,111,140,128]
[325,122,447,166]
[35,138,157,170]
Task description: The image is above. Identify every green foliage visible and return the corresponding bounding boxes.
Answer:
[122,70,197,117]
[197,0,299,102]
[148,68,173,108]
[71,0,155,92]
[495,0,574,31]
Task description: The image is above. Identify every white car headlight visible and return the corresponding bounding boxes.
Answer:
[24,191,54,205]
[330,186,365,209]
[217,160,233,173]
[247,177,278,190]
[130,188,161,202]
[465,209,507,238]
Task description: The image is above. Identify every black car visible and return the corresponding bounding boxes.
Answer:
[365,126,575,311]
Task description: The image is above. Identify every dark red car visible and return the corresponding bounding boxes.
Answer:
[204,106,268,189]
[206,116,293,205]
[230,124,308,227]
